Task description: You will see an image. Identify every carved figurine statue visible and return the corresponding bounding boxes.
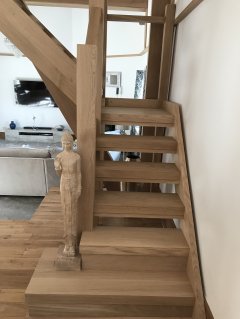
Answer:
[54,132,81,257]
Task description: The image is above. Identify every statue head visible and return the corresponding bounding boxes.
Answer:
[61,132,73,151]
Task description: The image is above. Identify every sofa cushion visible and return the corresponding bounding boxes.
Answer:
[0,148,51,158]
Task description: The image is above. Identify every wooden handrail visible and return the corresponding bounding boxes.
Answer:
[175,0,204,25]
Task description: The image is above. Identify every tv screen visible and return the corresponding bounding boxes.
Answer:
[14,79,58,107]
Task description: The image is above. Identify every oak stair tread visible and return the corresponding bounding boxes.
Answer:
[97,135,177,153]
[26,249,194,307]
[96,161,180,183]
[94,191,185,219]
[102,107,174,127]
[80,227,189,257]
[107,14,165,24]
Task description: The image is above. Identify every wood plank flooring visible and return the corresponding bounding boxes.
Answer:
[0,187,63,319]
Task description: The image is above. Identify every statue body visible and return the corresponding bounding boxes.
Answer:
[54,133,81,257]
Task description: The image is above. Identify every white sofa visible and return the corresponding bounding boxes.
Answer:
[0,148,60,196]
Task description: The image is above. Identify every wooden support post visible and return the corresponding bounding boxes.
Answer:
[158,4,176,100]
[87,0,107,135]
[142,0,172,191]
[145,0,171,99]
[77,45,97,231]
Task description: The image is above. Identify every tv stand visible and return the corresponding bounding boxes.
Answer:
[5,128,70,143]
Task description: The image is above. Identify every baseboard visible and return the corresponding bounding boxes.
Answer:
[205,298,214,319]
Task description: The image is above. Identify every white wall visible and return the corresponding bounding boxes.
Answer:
[170,1,240,318]
[72,8,147,98]
[0,7,147,130]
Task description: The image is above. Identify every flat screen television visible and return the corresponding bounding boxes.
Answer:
[14,79,58,107]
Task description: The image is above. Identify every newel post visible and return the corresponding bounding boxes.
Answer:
[77,44,97,232]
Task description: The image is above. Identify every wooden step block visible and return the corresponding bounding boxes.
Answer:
[94,191,185,219]
[102,107,174,127]
[104,97,162,108]
[97,135,177,153]
[26,248,194,318]
[96,161,180,183]
[80,227,189,272]
[81,227,189,256]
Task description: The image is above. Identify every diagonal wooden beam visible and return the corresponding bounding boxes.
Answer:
[0,0,76,105]
[38,70,77,133]
[25,0,148,11]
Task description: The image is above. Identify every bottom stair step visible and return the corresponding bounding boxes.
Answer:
[80,226,189,272]
[26,248,194,318]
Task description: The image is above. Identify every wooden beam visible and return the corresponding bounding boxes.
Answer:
[175,0,204,25]
[77,45,97,231]
[87,0,107,134]
[145,0,171,98]
[25,0,148,11]
[142,0,171,170]
[107,14,165,24]
[158,4,176,100]
[38,70,77,133]
[0,0,76,105]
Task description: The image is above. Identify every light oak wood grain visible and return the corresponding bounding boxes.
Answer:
[97,135,177,153]
[0,188,63,318]
[94,191,184,219]
[81,226,189,256]
[26,248,194,317]
[26,0,148,11]
[87,1,107,134]
[96,160,180,183]
[37,70,77,133]
[159,4,176,100]
[102,106,175,127]
[142,0,171,166]
[104,97,162,108]
[77,45,97,231]
[163,101,206,319]
[107,14,165,24]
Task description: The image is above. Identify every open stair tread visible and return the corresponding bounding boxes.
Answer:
[107,14,165,24]
[102,107,174,127]
[26,249,194,306]
[80,227,189,257]
[94,191,185,219]
[96,161,180,183]
[97,135,177,153]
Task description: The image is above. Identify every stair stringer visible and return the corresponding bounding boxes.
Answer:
[163,101,206,319]
[0,0,77,132]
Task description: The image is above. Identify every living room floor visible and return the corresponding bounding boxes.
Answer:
[0,196,43,220]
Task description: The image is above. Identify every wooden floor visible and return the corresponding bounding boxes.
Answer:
[0,187,63,319]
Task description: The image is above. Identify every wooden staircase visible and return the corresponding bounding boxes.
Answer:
[0,1,206,318]
[25,98,206,318]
